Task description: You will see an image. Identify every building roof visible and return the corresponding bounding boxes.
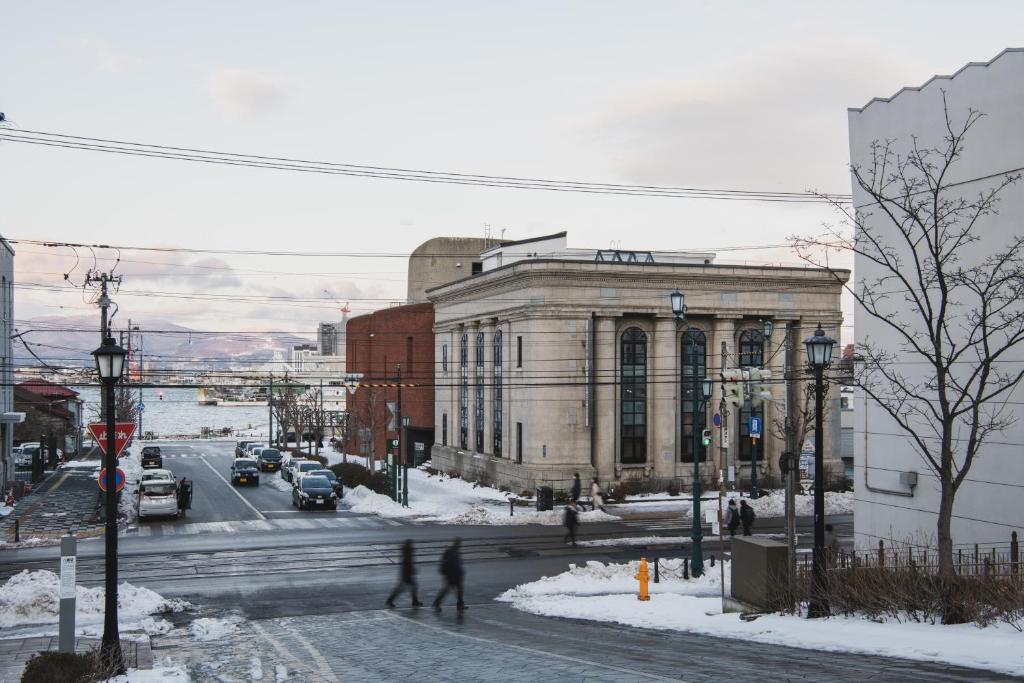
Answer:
[13,385,75,419]
[17,379,79,399]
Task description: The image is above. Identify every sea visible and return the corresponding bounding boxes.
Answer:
[76,386,269,438]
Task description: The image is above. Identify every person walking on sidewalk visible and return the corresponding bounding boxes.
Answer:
[725,498,740,536]
[563,501,580,546]
[386,540,423,608]
[570,472,582,506]
[590,478,606,512]
[740,499,756,536]
[433,537,466,611]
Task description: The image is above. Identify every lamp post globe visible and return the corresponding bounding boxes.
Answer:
[92,338,127,382]
[803,323,835,618]
[763,318,775,341]
[702,377,713,400]
[670,290,686,321]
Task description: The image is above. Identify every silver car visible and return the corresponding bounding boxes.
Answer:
[138,480,179,519]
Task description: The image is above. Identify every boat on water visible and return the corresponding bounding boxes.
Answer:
[197,387,268,407]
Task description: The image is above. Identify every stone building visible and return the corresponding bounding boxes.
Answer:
[428,232,846,494]
[407,237,494,304]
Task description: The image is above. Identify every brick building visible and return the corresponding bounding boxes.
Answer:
[345,303,435,466]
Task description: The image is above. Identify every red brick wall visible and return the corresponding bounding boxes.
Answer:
[345,303,434,462]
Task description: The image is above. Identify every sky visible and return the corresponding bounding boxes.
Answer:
[2,1,1023,343]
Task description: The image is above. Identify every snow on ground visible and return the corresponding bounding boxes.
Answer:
[264,474,293,493]
[0,537,50,550]
[189,616,242,642]
[119,443,145,523]
[498,560,1023,676]
[0,505,12,517]
[110,665,191,682]
[59,459,103,469]
[607,491,854,517]
[344,469,620,525]
[0,570,189,637]
[577,536,691,547]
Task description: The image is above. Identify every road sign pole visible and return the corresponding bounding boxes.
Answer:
[101,376,123,671]
[58,534,77,653]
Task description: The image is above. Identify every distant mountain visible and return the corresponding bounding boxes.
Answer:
[15,315,313,370]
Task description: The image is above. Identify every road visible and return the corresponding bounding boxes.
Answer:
[1,440,1014,682]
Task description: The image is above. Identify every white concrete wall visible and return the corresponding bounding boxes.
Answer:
[850,49,1024,549]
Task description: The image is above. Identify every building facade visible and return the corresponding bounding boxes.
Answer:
[407,237,493,304]
[428,233,846,494]
[345,303,435,465]
[850,49,1024,549]
[14,380,83,458]
[0,237,18,487]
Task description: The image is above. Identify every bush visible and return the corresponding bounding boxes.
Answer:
[330,462,388,495]
[21,651,98,683]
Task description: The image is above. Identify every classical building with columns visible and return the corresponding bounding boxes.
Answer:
[427,232,847,495]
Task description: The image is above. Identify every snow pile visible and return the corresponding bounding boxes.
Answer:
[344,485,418,518]
[118,443,145,522]
[444,505,618,526]
[190,616,242,642]
[0,570,189,631]
[0,504,13,517]
[110,666,192,682]
[577,536,689,547]
[60,459,103,469]
[264,475,294,493]
[0,536,50,550]
[499,561,1023,676]
[745,491,854,517]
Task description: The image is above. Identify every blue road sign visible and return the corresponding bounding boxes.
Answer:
[139,403,146,412]
[713,412,722,427]
[749,416,762,438]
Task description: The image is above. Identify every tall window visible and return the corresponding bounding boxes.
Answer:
[739,328,764,368]
[493,329,503,457]
[475,332,485,452]
[516,422,523,463]
[460,334,468,449]
[442,343,448,373]
[442,414,448,447]
[681,328,707,463]
[620,327,648,464]
[739,399,762,462]
[406,336,413,374]
[517,335,523,368]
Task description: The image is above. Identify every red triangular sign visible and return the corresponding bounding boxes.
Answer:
[88,422,138,457]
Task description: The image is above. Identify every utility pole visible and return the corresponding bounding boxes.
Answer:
[317,378,323,456]
[87,272,119,416]
[268,373,274,446]
[784,322,798,585]
[395,363,402,503]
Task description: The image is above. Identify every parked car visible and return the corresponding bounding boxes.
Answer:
[292,475,337,510]
[141,446,163,469]
[13,446,31,468]
[230,458,260,486]
[140,468,175,485]
[138,479,180,519]
[308,469,343,497]
[235,441,253,457]
[293,461,326,485]
[245,443,265,456]
[280,455,303,482]
[256,448,283,472]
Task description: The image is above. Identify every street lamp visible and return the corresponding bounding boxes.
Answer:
[670,290,686,321]
[803,323,835,618]
[91,337,127,674]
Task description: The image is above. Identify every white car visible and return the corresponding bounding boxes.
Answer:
[141,469,175,484]
[13,447,30,467]
[138,479,179,519]
[293,461,326,486]
[282,457,308,482]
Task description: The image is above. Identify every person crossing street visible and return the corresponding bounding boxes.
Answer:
[433,537,466,611]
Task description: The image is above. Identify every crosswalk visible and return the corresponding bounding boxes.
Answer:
[620,519,691,533]
[128,515,408,537]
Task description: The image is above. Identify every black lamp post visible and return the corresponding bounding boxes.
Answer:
[671,291,713,577]
[803,323,835,618]
[750,318,774,499]
[92,337,127,674]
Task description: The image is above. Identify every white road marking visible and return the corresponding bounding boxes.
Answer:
[198,455,267,521]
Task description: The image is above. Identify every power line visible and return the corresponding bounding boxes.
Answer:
[0,128,852,204]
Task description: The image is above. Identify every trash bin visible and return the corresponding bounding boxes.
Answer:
[536,486,553,512]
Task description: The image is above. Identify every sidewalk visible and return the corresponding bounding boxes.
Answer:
[1,467,105,544]
[0,635,153,683]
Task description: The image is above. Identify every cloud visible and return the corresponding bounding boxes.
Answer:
[67,39,141,73]
[590,33,928,192]
[206,69,288,121]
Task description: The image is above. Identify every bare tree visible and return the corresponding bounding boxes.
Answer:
[770,382,830,478]
[350,388,389,472]
[793,96,1024,618]
[89,385,139,424]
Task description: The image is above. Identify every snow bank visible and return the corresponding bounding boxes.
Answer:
[59,459,103,470]
[190,616,242,642]
[264,475,294,493]
[344,485,418,518]
[111,665,191,682]
[744,490,854,517]
[0,570,189,631]
[577,536,690,548]
[500,561,1024,676]
[0,504,13,517]
[0,537,50,550]
[119,443,145,523]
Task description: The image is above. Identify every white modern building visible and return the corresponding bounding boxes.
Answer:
[849,48,1024,549]
[0,236,22,488]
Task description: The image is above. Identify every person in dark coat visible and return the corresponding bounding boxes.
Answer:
[739,499,756,536]
[433,537,466,611]
[725,498,740,536]
[563,502,580,546]
[386,540,423,608]
[570,473,582,505]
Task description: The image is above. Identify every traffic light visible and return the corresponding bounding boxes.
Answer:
[701,429,712,447]
[749,368,772,406]
[721,369,746,406]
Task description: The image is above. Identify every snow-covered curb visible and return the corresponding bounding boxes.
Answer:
[498,560,1023,676]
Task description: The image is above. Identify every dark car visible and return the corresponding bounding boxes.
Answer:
[235,440,253,457]
[231,458,260,486]
[308,469,343,497]
[256,448,284,472]
[141,446,162,469]
[292,475,337,510]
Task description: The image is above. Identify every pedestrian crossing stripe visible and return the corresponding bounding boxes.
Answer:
[130,515,408,536]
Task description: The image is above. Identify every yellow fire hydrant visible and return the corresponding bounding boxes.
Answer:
[635,557,651,601]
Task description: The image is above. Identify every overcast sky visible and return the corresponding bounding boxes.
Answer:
[2,1,1022,342]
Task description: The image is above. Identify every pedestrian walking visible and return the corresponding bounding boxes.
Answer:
[570,472,582,505]
[386,540,423,608]
[590,478,605,512]
[177,477,191,518]
[725,498,740,536]
[432,537,466,611]
[563,502,580,546]
[824,523,840,567]
[739,499,756,536]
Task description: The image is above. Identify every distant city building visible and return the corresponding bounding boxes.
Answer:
[0,236,20,487]
[850,49,1024,549]
[406,237,493,304]
[428,232,846,494]
[318,317,347,357]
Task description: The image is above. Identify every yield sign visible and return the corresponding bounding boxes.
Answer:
[87,422,138,457]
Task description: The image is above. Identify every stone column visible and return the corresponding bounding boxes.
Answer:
[466,321,480,453]
[593,316,617,481]
[651,316,677,480]
[481,319,496,457]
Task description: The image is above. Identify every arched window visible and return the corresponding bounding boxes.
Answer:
[493,330,503,457]
[460,334,468,449]
[739,328,764,368]
[620,327,648,464]
[739,399,762,463]
[681,328,707,463]
[475,332,485,452]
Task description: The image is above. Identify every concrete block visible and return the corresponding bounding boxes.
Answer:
[730,536,788,609]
